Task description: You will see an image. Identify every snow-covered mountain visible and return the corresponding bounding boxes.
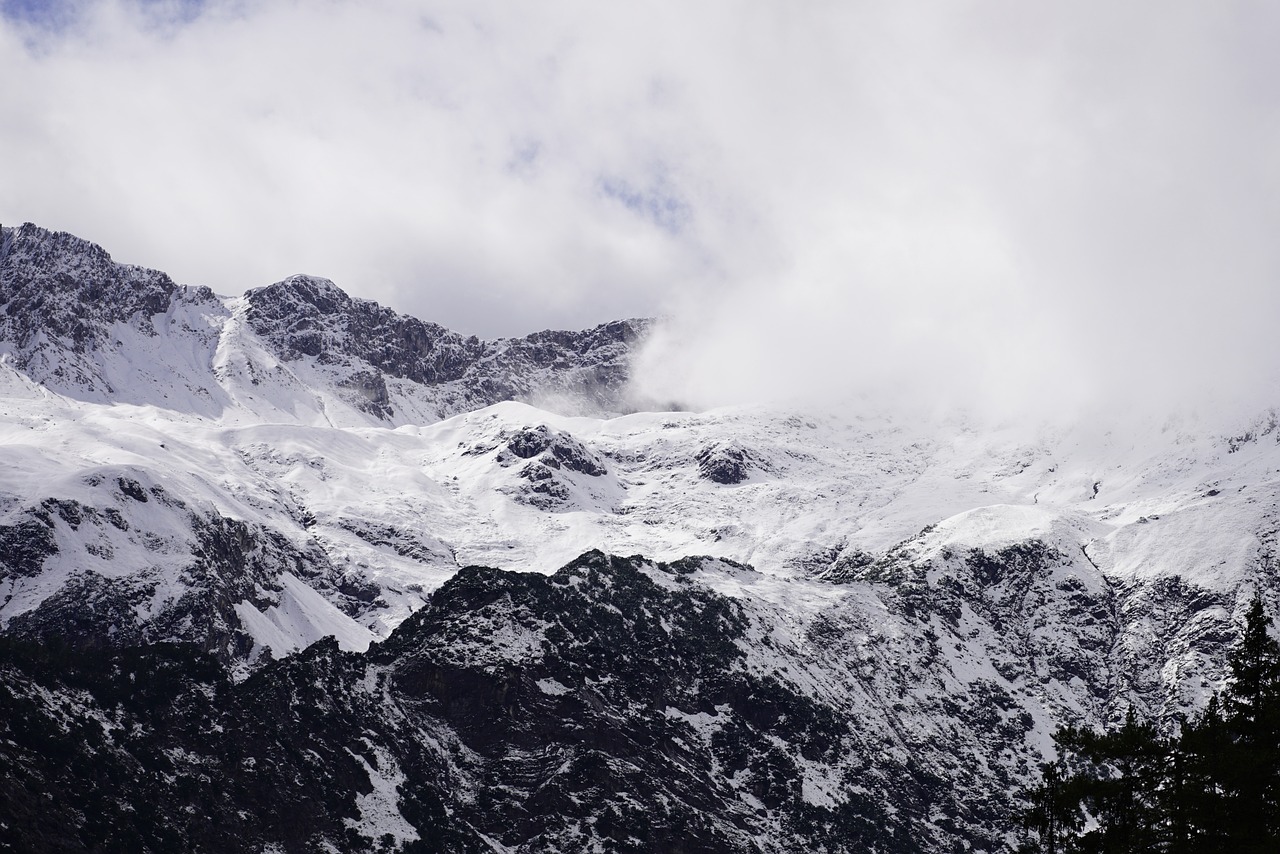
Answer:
[0,222,647,426]
[2,222,1279,852]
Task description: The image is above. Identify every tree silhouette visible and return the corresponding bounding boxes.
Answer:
[1019,594,1280,853]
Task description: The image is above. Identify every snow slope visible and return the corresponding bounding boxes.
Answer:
[5,385,1279,699]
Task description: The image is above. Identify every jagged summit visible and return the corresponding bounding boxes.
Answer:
[0,223,223,404]
[250,272,348,302]
[0,222,650,422]
[246,270,482,386]
[0,223,206,326]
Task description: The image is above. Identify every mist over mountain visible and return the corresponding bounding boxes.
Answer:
[2,224,1279,851]
[7,2,1280,434]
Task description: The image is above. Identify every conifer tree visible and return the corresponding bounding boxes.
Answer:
[1176,697,1231,852]
[1220,594,1280,851]
[1018,592,1280,853]
[1023,759,1079,853]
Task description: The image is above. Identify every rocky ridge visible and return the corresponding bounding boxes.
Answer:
[0,222,648,423]
[1,551,1049,853]
[243,273,647,422]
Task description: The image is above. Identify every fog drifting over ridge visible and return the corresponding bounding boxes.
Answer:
[2,1,1278,424]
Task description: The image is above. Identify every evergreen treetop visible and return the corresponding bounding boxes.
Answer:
[1020,593,1280,853]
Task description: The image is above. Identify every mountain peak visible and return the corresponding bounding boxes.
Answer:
[1,221,115,269]
[0,221,650,421]
[0,222,206,400]
[245,273,352,313]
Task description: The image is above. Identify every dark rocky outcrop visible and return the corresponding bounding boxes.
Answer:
[0,476,366,667]
[696,444,757,485]
[244,273,649,419]
[0,551,1018,853]
[0,224,189,349]
[494,425,613,509]
[0,223,651,420]
[0,223,223,401]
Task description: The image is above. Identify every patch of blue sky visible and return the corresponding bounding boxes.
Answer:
[1,0,79,30]
[1,0,207,32]
[598,175,692,236]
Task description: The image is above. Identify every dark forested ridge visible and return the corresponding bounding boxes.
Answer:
[1020,595,1280,853]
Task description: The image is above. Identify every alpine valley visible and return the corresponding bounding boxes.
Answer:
[2,222,1279,853]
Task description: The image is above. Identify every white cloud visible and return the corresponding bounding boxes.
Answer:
[2,1,1278,423]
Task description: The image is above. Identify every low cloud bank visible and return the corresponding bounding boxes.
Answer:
[2,1,1277,429]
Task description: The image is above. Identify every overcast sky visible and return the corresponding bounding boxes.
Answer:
[3,1,1279,420]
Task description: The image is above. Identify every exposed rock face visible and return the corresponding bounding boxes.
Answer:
[0,223,224,402]
[245,274,648,419]
[0,471,371,668]
[0,224,185,350]
[491,425,613,509]
[244,275,487,411]
[0,551,1046,854]
[696,443,756,484]
[0,224,649,420]
[3,544,1258,852]
[0,514,59,580]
